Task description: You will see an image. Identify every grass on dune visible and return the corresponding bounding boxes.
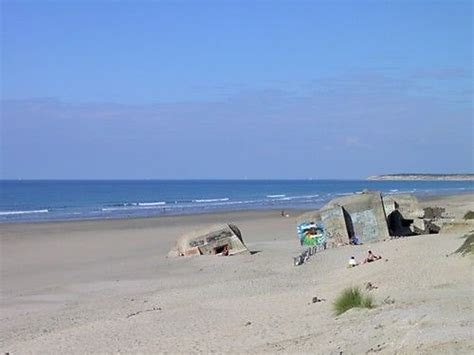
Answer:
[455,232,474,256]
[333,286,374,316]
[463,211,474,219]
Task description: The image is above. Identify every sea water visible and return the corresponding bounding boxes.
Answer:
[0,180,472,223]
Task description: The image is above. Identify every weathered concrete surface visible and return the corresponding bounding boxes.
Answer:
[170,224,249,257]
[323,191,390,243]
[295,192,450,249]
[383,194,423,220]
[296,191,391,247]
[320,206,350,247]
[384,195,448,236]
[412,217,426,233]
[296,206,350,248]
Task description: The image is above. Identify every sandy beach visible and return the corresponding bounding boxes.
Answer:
[1,194,473,354]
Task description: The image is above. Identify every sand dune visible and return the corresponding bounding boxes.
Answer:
[1,195,473,353]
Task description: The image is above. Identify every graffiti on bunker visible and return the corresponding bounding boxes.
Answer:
[297,221,327,246]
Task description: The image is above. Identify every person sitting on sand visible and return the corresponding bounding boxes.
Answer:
[348,256,358,267]
[221,245,229,256]
[350,235,361,245]
[362,250,382,264]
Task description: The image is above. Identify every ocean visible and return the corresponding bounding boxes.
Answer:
[0,180,472,223]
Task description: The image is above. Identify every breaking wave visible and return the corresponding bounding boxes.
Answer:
[0,209,49,216]
[102,201,166,211]
[137,201,166,206]
[193,198,229,203]
[110,202,138,207]
[267,194,286,198]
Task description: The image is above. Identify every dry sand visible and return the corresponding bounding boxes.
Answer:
[1,194,473,354]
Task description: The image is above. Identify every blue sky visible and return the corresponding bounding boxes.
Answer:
[1,0,472,179]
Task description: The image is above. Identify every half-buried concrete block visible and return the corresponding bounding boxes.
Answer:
[169,224,249,257]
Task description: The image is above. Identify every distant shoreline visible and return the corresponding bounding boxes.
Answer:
[367,174,474,181]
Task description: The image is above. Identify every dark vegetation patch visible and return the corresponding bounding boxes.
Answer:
[463,211,474,220]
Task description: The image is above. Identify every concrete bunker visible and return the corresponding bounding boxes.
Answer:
[294,192,444,265]
[296,191,440,250]
[322,191,390,244]
[169,223,250,257]
[382,194,439,236]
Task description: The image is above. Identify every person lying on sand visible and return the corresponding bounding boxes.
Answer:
[362,250,382,264]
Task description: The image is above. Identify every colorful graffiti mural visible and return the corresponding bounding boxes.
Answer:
[297,221,327,247]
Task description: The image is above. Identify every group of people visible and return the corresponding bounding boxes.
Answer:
[348,250,382,267]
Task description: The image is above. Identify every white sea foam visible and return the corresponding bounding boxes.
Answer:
[267,194,286,198]
[275,194,320,201]
[102,201,166,211]
[280,194,319,200]
[137,202,166,206]
[193,198,229,203]
[0,209,49,216]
